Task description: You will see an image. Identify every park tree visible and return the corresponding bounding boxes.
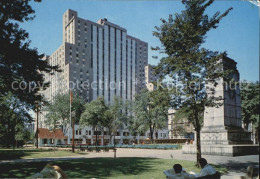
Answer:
[23,129,32,146]
[126,100,146,141]
[240,81,259,143]
[44,91,85,135]
[152,0,232,163]
[0,92,33,148]
[149,85,172,139]
[133,89,152,141]
[80,97,108,146]
[0,0,60,148]
[104,96,127,145]
[133,87,171,143]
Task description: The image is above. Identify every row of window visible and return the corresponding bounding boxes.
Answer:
[75,130,131,136]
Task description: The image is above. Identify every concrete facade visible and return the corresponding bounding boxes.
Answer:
[145,65,160,91]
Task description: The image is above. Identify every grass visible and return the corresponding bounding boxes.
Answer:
[0,148,87,160]
[0,157,228,178]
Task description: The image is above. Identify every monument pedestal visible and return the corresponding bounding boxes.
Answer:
[182,57,258,156]
[182,128,258,156]
[182,144,259,156]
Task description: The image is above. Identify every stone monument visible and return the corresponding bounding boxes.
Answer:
[182,57,258,156]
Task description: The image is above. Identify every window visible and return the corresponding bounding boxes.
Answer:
[76,130,81,135]
[94,131,101,135]
[43,139,48,144]
[89,131,91,135]
[123,132,129,136]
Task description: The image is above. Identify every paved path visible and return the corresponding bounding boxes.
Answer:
[1,148,258,178]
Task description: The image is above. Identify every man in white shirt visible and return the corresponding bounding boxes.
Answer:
[198,158,216,177]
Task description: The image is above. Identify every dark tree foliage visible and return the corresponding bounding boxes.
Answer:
[0,0,60,109]
[152,0,232,163]
[0,0,60,148]
[0,92,32,147]
[240,81,259,143]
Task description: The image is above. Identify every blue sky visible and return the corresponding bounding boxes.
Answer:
[22,0,259,82]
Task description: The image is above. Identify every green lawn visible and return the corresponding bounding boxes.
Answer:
[0,148,86,160]
[0,158,227,178]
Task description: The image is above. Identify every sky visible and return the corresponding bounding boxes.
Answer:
[21,0,259,82]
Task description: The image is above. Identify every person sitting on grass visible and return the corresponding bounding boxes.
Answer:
[31,164,67,179]
[164,164,195,179]
[198,158,216,177]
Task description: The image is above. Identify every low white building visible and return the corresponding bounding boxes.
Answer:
[66,125,148,145]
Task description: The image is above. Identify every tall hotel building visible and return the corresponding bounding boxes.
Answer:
[39,9,148,144]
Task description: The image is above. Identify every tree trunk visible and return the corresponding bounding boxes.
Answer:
[102,128,104,146]
[196,128,202,166]
[150,125,154,144]
[13,116,17,150]
[53,129,56,152]
[95,127,98,147]
[256,125,259,144]
[114,134,116,147]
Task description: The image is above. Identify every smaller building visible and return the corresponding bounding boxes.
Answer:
[145,65,161,91]
[168,109,194,139]
[37,128,67,146]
